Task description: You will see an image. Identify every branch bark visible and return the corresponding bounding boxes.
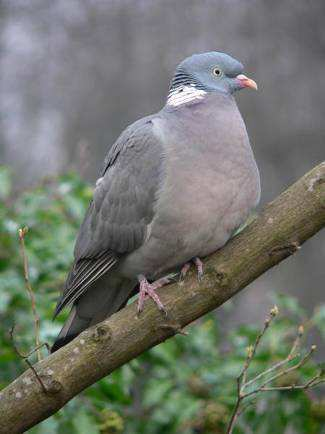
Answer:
[1,162,325,433]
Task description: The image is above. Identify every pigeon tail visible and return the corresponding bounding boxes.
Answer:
[51,332,79,353]
[51,306,90,352]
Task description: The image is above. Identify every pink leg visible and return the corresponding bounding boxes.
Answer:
[137,275,172,315]
[180,257,204,281]
[193,257,204,281]
[180,262,191,280]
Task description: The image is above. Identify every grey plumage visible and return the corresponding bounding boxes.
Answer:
[52,52,260,352]
[54,117,163,316]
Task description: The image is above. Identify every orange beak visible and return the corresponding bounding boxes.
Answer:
[236,74,258,90]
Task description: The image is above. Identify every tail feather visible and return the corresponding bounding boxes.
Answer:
[50,332,79,353]
[51,305,91,352]
[51,273,135,353]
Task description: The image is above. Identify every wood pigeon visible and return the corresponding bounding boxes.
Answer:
[52,51,260,352]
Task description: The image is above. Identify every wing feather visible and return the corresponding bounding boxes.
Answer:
[54,253,117,317]
[55,116,165,314]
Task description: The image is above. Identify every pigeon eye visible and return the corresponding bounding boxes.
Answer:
[213,67,222,77]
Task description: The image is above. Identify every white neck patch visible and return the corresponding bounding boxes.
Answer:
[167,85,207,107]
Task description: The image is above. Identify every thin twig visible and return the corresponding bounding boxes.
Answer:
[225,308,324,434]
[226,307,279,434]
[9,326,48,393]
[243,345,317,399]
[288,325,304,358]
[258,379,325,392]
[240,305,279,387]
[237,398,257,418]
[243,354,299,390]
[18,227,42,361]
[244,324,304,389]
[226,382,243,434]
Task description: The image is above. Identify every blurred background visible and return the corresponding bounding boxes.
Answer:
[0,1,324,433]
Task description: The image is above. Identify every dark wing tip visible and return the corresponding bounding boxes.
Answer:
[54,253,117,318]
[52,301,63,320]
[51,333,78,353]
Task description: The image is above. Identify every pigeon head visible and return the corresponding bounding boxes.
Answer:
[168,52,257,106]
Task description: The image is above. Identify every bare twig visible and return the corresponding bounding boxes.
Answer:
[243,345,318,399]
[226,309,324,434]
[18,227,42,361]
[237,398,257,418]
[240,306,279,387]
[258,376,325,392]
[244,324,304,389]
[9,326,48,394]
[226,306,279,433]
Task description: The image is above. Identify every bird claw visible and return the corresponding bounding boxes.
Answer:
[179,257,204,282]
[179,262,191,281]
[137,275,169,315]
[193,257,204,281]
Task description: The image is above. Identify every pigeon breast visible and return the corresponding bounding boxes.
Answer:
[119,92,260,279]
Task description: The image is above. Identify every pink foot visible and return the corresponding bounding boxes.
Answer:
[137,275,171,315]
[180,262,191,280]
[180,257,204,281]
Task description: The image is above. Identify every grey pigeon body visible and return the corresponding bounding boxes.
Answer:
[52,52,260,352]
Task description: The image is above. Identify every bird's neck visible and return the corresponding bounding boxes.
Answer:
[166,85,207,107]
[167,66,210,108]
[165,88,235,116]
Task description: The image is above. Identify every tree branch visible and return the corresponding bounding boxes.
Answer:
[0,162,325,434]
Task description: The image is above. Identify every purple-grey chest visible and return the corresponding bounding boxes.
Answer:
[150,97,260,255]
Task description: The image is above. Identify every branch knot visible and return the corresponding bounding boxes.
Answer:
[38,374,63,395]
[91,325,112,344]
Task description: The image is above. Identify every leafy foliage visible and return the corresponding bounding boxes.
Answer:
[0,165,324,434]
